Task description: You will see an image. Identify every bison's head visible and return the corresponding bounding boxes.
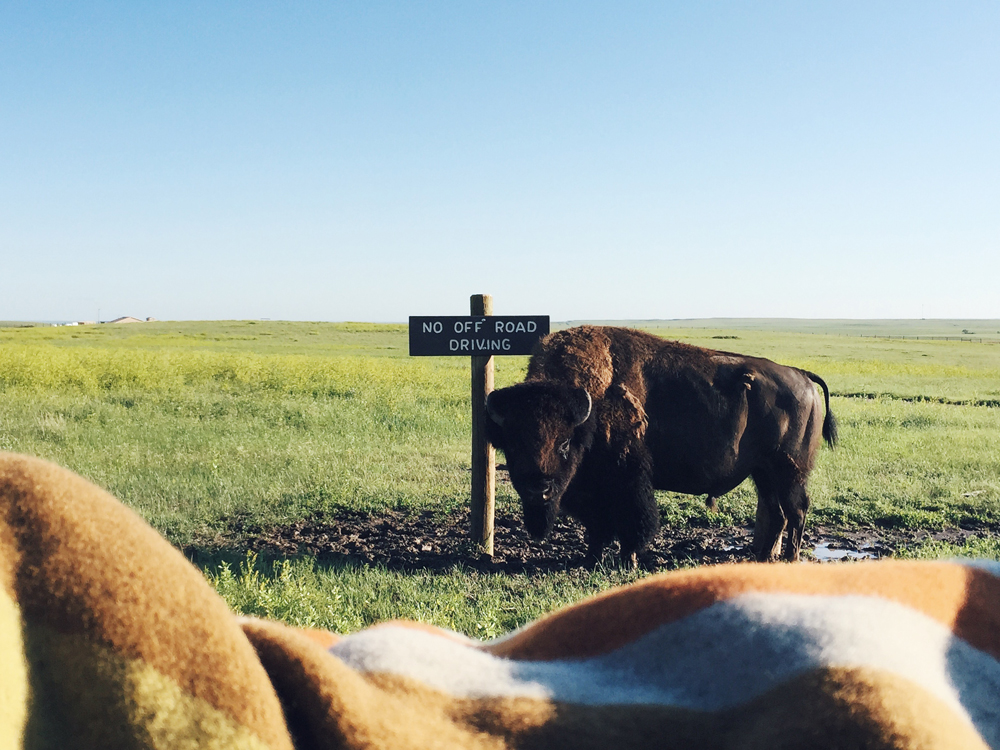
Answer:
[485,382,595,539]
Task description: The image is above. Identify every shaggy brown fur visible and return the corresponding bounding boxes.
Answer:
[486,326,837,563]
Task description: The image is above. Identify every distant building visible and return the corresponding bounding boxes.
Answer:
[107,317,144,324]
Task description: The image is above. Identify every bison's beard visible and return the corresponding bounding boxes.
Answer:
[522,499,559,540]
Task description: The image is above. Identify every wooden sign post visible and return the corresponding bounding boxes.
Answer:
[408,299,549,558]
[469,294,496,556]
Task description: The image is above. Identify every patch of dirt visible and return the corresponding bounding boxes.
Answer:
[199,506,994,574]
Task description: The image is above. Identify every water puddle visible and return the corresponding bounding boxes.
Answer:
[811,542,878,562]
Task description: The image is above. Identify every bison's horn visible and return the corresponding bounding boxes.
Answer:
[485,390,504,427]
[573,389,592,427]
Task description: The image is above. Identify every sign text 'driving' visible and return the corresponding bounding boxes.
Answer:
[408,316,549,356]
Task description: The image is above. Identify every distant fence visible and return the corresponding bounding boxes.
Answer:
[700,330,1000,344]
[848,335,997,343]
[626,322,1000,344]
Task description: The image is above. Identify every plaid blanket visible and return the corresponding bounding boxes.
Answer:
[2,451,998,749]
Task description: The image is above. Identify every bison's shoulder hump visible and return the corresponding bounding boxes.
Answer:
[529,326,721,396]
[528,326,616,398]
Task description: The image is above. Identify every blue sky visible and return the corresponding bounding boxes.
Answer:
[2,2,997,322]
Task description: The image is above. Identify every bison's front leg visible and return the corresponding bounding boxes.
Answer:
[600,443,659,567]
[585,531,614,567]
[566,459,655,568]
[612,477,658,565]
[561,478,613,566]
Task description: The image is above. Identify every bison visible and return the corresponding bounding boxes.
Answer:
[484,325,837,565]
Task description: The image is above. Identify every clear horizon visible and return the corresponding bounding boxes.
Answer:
[9,316,1000,327]
[2,2,997,323]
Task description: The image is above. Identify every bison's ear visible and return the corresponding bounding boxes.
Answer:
[485,389,506,427]
[484,389,508,448]
[568,388,592,427]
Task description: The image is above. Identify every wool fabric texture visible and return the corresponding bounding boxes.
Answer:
[1,452,998,749]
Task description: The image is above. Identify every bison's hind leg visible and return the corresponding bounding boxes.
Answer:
[751,498,786,562]
[751,465,787,562]
[780,482,810,562]
[751,455,811,562]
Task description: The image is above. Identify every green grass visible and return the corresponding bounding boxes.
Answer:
[0,356,524,543]
[204,552,641,636]
[0,323,531,545]
[0,320,412,356]
[896,537,1000,561]
[809,398,1000,528]
[634,326,1000,403]
[2,319,1000,634]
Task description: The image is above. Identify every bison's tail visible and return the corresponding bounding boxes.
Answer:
[802,370,838,448]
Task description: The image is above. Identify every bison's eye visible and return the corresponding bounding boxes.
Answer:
[558,439,571,459]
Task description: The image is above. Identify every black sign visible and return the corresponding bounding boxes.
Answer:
[409,316,549,356]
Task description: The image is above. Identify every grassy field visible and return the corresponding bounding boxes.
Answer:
[583,317,1000,342]
[2,319,999,636]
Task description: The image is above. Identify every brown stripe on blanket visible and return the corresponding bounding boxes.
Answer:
[0,452,294,750]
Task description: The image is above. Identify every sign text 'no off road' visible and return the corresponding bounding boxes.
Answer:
[408,316,550,356]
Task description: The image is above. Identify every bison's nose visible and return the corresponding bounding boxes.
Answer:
[524,476,555,501]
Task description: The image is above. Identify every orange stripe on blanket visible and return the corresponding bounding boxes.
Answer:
[485,561,1000,662]
[292,627,342,649]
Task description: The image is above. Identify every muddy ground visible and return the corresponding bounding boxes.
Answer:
[205,504,990,574]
